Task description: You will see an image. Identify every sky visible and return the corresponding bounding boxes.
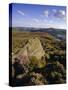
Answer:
[11,3,66,29]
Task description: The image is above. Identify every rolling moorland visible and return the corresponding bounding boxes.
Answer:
[11,27,66,86]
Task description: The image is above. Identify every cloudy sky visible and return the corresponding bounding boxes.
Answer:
[11,3,66,29]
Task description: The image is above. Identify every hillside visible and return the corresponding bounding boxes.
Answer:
[12,27,66,40]
[11,30,66,86]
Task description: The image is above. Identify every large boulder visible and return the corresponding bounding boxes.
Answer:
[14,37,45,65]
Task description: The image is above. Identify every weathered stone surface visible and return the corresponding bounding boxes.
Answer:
[14,37,45,65]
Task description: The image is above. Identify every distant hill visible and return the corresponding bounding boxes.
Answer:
[12,27,66,41]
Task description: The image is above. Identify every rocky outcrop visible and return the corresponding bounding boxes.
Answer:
[13,37,45,65]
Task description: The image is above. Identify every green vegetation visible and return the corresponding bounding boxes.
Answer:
[11,29,66,86]
[29,56,46,69]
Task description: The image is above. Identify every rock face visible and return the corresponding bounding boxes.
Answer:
[14,37,45,65]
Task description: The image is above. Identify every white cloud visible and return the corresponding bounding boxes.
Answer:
[43,10,49,17]
[59,10,65,16]
[17,10,25,16]
[44,19,47,22]
[33,18,39,22]
[30,23,33,26]
[53,10,66,19]
[46,23,66,29]
[49,20,53,23]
